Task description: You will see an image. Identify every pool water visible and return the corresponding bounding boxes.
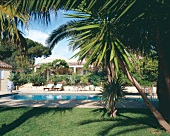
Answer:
[7,94,102,101]
[2,94,158,102]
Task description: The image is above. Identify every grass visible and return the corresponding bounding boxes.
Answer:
[0,107,169,136]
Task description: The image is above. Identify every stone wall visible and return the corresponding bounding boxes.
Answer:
[0,68,11,91]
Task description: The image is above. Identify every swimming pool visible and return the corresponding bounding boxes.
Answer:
[5,94,102,101]
[1,93,158,102]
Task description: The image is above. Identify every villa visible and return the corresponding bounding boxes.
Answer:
[34,58,89,75]
[0,60,12,91]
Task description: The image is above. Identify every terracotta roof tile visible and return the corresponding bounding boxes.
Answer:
[0,60,12,69]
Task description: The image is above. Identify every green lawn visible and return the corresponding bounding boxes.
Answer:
[0,107,169,136]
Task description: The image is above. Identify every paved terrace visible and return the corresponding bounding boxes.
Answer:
[0,84,158,108]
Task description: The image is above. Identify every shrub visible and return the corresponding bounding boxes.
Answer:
[88,74,105,86]
[9,72,28,86]
[80,75,88,86]
[66,74,81,85]
[29,74,46,86]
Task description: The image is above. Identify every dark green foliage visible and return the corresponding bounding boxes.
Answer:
[0,42,15,60]
[1,39,51,86]
[120,56,158,87]
[49,75,66,85]
[9,72,28,86]
[29,73,46,86]
[0,38,51,70]
[80,75,88,86]
[36,59,71,84]
[64,74,81,85]
[121,72,153,87]
[26,38,51,65]
[55,68,71,75]
[88,73,106,86]
[140,58,158,84]
[52,59,69,68]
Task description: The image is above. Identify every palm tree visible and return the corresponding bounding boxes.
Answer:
[0,0,111,43]
[0,1,28,49]
[118,0,170,125]
[38,63,53,82]
[101,77,125,118]
[46,1,170,132]
[0,0,81,46]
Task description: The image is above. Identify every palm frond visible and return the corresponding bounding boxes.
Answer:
[46,20,83,49]
[46,0,138,79]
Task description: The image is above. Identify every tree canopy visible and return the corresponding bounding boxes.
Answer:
[0,38,51,70]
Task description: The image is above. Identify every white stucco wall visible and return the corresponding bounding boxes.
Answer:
[0,68,11,91]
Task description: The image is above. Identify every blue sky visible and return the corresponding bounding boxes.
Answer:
[22,10,78,64]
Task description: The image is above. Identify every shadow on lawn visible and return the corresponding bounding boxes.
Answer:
[0,99,101,135]
[0,107,72,135]
[79,108,160,136]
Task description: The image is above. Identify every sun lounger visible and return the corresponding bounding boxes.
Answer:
[43,84,54,91]
[54,84,63,91]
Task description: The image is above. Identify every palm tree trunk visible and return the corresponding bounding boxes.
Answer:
[107,61,117,118]
[112,101,117,118]
[107,66,112,83]
[119,59,170,132]
[156,27,170,124]
[157,64,170,124]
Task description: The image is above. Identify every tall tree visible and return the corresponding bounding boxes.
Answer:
[46,1,170,132]
[119,0,170,124]
[152,1,170,124]
[0,38,51,70]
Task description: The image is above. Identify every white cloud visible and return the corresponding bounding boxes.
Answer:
[47,40,79,60]
[25,29,48,45]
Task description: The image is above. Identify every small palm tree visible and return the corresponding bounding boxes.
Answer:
[66,73,80,86]
[80,75,88,86]
[101,77,125,118]
[38,63,53,82]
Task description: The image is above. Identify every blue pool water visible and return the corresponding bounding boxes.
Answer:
[1,94,158,102]
[6,94,102,101]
